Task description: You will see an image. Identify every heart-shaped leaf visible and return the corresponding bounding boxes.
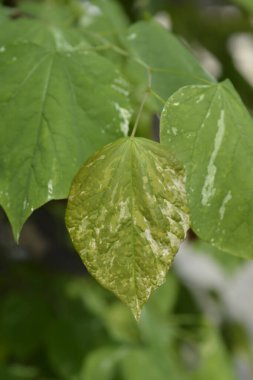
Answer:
[0,25,131,240]
[66,137,189,319]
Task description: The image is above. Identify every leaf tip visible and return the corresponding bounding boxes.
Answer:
[12,224,21,244]
[131,307,142,322]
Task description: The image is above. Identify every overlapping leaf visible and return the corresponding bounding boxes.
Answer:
[161,80,253,258]
[125,21,215,105]
[66,137,189,319]
[18,0,81,26]
[0,18,89,49]
[79,0,129,39]
[0,24,131,240]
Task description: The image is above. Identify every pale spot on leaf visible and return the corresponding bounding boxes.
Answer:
[219,191,232,220]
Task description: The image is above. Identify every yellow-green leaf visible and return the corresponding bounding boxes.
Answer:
[66,137,189,319]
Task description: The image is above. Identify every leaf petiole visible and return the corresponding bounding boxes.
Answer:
[131,90,150,137]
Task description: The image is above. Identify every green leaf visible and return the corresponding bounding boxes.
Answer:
[18,0,81,26]
[0,19,86,48]
[66,137,189,319]
[125,21,214,105]
[0,26,131,240]
[160,80,253,258]
[79,0,129,38]
[192,240,244,273]
[78,0,129,65]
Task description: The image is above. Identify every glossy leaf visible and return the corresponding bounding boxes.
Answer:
[161,80,253,258]
[66,137,189,319]
[0,26,131,240]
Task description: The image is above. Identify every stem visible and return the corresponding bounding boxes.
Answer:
[131,91,149,137]
[150,89,166,105]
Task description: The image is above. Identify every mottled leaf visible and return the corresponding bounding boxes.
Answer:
[66,137,189,319]
[161,80,253,258]
[0,26,131,241]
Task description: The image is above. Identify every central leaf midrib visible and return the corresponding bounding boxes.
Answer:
[129,140,140,311]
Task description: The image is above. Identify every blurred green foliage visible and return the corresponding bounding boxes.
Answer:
[0,263,242,380]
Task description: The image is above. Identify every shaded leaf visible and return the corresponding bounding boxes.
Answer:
[18,0,81,26]
[0,26,131,240]
[0,18,86,48]
[78,0,129,66]
[161,80,253,258]
[79,0,129,39]
[125,21,214,105]
[66,137,189,319]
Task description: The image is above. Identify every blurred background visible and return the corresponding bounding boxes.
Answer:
[1,0,253,379]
